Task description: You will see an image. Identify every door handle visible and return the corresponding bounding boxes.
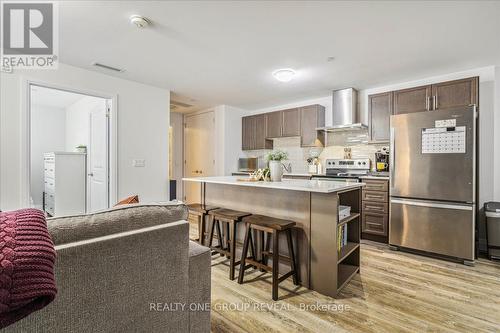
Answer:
[389,127,395,187]
[426,96,430,111]
[88,173,94,177]
[433,95,437,110]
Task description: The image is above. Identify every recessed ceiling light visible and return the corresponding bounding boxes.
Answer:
[129,15,151,28]
[272,68,296,82]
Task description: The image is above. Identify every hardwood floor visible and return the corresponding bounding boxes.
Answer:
[205,236,500,333]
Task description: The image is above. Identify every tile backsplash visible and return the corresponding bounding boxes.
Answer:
[242,132,388,173]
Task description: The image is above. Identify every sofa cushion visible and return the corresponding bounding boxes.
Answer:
[188,241,211,333]
[47,203,188,245]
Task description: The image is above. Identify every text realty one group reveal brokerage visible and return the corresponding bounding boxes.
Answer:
[149,302,352,312]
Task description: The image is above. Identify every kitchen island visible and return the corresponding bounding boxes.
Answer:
[183,176,364,297]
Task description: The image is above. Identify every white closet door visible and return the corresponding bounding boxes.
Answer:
[88,100,109,212]
[184,111,215,204]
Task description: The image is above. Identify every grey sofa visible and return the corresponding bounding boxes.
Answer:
[5,203,211,333]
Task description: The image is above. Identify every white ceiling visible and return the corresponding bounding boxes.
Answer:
[59,1,500,111]
[31,85,86,109]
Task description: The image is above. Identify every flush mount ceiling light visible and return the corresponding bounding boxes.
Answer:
[129,15,151,28]
[272,68,296,82]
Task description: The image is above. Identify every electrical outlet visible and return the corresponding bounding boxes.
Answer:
[132,159,145,167]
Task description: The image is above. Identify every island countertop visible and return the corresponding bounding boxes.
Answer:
[183,176,364,193]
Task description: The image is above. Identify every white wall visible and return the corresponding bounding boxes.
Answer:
[30,104,67,206]
[221,105,246,176]
[0,63,170,211]
[495,66,500,201]
[65,96,105,152]
[170,111,184,199]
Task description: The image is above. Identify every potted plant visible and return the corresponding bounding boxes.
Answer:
[76,145,87,153]
[267,150,288,182]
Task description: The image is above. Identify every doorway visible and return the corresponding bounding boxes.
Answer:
[183,111,215,203]
[29,84,112,216]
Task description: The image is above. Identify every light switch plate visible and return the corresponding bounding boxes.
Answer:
[133,159,145,167]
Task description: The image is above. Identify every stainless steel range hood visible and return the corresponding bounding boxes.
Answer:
[317,88,367,132]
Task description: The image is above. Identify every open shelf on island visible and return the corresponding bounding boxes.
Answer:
[310,186,362,298]
[337,264,360,291]
[337,242,360,264]
[338,213,360,226]
[336,188,361,294]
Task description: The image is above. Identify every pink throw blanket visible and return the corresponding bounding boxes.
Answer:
[0,209,57,328]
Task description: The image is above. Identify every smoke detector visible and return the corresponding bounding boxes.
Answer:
[129,15,151,28]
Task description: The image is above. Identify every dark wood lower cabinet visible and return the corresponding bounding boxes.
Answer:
[361,178,389,243]
[362,212,388,236]
[362,190,387,203]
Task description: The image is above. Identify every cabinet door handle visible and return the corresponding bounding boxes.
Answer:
[433,95,437,110]
[426,96,430,111]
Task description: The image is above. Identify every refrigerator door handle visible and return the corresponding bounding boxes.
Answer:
[390,198,473,211]
[389,127,395,188]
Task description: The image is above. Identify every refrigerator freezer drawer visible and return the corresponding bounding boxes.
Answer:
[389,199,474,261]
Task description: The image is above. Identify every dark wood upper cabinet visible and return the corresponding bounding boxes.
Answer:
[266,111,283,138]
[242,115,272,151]
[300,105,325,147]
[432,77,478,110]
[254,114,272,149]
[241,115,255,151]
[368,92,393,142]
[392,77,478,115]
[393,85,431,115]
[282,108,300,137]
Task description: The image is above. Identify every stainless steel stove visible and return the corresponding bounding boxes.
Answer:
[312,158,370,182]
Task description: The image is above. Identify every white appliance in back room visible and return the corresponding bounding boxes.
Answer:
[389,105,477,265]
[44,152,86,217]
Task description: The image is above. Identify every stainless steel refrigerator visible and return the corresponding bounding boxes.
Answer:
[389,106,476,264]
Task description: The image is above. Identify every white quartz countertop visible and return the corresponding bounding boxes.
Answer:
[359,175,390,180]
[232,171,313,177]
[183,176,364,193]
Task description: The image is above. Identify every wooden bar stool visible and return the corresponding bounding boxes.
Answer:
[207,208,251,280]
[187,203,219,245]
[238,214,299,301]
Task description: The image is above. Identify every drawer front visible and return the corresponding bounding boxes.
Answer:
[362,212,388,236]
[45,191,55,202]
[363,201,389,214]
[45,198,55,216]
[44,179,55,194]
[362,190,388,203]
[44,155,55,163]
[363,179,389,192]
[44,164,55,179]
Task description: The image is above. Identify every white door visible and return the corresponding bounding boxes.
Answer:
[88,100,109,212]
[184,111,215,204]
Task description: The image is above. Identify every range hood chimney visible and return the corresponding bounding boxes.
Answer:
[317,88,367,132]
